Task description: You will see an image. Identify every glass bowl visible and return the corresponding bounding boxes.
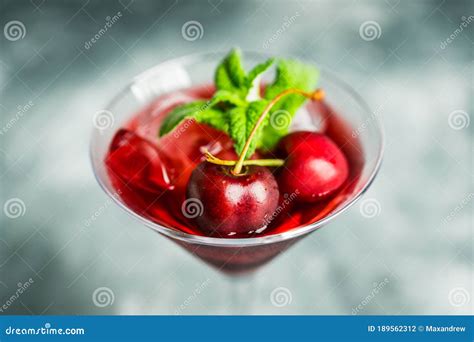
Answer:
[90,51,384,274]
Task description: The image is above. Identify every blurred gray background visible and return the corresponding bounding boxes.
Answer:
[0,0,472,315]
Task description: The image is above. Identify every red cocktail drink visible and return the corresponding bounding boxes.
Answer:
[104,85,364,273]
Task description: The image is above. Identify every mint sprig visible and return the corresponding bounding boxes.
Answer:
[228,100,268,158]
[260,59,319,150]
[158,48,319,157]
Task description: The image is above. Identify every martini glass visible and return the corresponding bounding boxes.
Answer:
[90,51,383,277]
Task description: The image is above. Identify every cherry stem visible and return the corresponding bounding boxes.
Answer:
[232,88,325,175]
[205,151,284,167]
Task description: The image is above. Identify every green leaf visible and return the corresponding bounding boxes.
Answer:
[228,100,268,158]
[265,58,319,113]
[247,58,274,85]
[196,107,229,133]
[159,50,319,162]
[215,48,247,97]
[260,59,319,150]
[215,49,274,101]
[158,101,228,136]
[246,58,274,101]
[207,90,246,108]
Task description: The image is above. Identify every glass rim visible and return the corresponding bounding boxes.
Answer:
[90,50,385,247]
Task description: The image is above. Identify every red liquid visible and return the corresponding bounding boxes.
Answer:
[105,85,364,273]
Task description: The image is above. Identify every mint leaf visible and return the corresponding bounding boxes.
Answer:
[246,58,274,101]
[215,48,247,97]
[208,90,246,108]
[159,49,319,161]
[197,107,229,133]
[159,101,228,136]
[228,100,268,158]
[215,49,274,101]
[260,59,319,150]
[264,59,319,109]
[158,90,245,137]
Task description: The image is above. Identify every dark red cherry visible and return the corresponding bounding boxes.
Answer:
[278,131,348,202]
[185,162,279,237]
